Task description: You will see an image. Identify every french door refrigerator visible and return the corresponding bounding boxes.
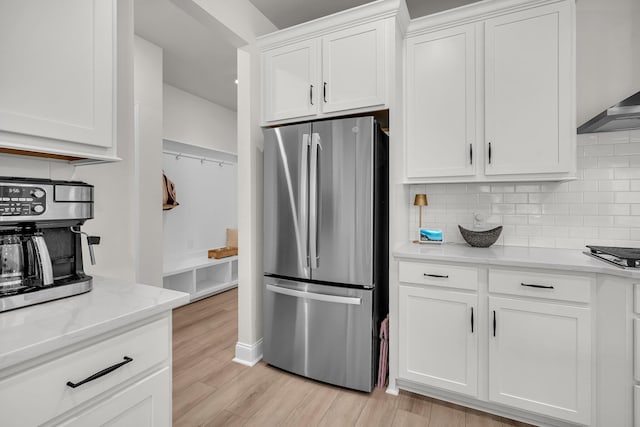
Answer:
[263,116,388,392]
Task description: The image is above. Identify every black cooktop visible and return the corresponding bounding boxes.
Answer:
[586,245,640,268]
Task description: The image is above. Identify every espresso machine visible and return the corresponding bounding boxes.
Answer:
[0,177,99,312]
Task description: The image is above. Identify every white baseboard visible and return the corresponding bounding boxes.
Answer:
[232,338,263,367]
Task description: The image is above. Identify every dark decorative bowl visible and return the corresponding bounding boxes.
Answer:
[458,225,502,248]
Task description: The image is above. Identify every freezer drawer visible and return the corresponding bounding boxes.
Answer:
[263,276,374,392]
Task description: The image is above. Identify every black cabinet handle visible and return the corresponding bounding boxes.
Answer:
[471,307,474,333]
[423,273,449,278]
[309,85,314,105]
[323,82,327,103]
[469,144,473,165]
[488,142,492,164]
[521,282,555,289]
[492,310,496,337]
[66,356,133,389]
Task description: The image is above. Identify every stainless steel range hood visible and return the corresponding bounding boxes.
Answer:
[577,91,640,134]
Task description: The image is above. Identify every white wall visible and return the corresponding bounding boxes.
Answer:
[134,36,164,287]
[73,0,136,282]
[163,84,238,154]
[576,0,640,125]
[162,154,237,261]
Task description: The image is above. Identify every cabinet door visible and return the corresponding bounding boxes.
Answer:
[262,39,319,122]
[57,367,171,427]
[406,24,476,179]
[0,0,114,149]
[484,2,573,175]
[321,21,385,114]
[489,297,591,425]
[399,285,478,396]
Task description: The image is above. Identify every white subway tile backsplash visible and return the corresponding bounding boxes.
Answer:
[568,180,598,192]
[614,143,640,155]
[570,204,598,216]
[504,193,528,203]
[584,144,615,156]
[583,168,614,180]
[577,134,598,146]
[599,203,630,215]
[584,216,614,227]
[555,215,584,226]
[615,192,640,203]
[516,204,541,215]
[529,215,555,225]
[408,130,640,247]
[598,131,629,144]
[614,168,640,179]
[493,204,516,214]
[598,156,630,168]
[598,227,630,240]
[569,226,598,239]
[598,180,630,192]
[583,192,614,204]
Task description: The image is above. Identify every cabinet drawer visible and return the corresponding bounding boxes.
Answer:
[0,316,170,427]
[489,268,591,303]
[399,261,478,290]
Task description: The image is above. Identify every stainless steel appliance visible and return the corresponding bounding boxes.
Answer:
[577,91,640,134]
[585,245,640,269]
[0,177,98,312]
[263,116,388,392]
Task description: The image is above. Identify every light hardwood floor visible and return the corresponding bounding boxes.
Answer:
[172,288,533,427]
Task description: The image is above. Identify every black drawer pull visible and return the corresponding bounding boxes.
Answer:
[424,273,449,278]
[470,307,474,333]
[493,310,496,337]
[521,282,555,289]
[66,356,133,389]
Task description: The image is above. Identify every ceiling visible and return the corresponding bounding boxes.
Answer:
[134,0,481,112]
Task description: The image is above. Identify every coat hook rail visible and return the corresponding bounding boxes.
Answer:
[163,150,235,166]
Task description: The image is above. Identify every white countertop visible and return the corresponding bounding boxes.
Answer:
[0,277,189,371]
[394,242,640,280]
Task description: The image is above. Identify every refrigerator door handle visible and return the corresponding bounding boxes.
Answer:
[309,132,321,270]
[266,284,362,305]
[301,133,310,269]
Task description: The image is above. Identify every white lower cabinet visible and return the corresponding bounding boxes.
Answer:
[57,367,171,427]
[489,296,591,425]
[399,285,478,396]
[0,315,172,427]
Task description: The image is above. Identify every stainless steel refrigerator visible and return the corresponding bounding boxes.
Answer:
[263,116,388,392]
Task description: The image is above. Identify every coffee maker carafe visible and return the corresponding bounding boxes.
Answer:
[0,177,97,312]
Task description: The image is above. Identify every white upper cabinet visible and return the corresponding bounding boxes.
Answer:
[484,2,573,176]
[0,0,118,162]
[263,40,319,122]
[258,1,405,126]
[406,24,476,179]
[321,21,385,114]
[404,0,576,183]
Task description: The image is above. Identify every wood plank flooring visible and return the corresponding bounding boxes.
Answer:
[172,289,533,427]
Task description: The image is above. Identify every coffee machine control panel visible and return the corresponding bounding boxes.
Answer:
[0,185,46,216]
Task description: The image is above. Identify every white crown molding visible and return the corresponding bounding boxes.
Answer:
[233,338,263,367]
[257,0,403,51]
[407,0,570,36]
